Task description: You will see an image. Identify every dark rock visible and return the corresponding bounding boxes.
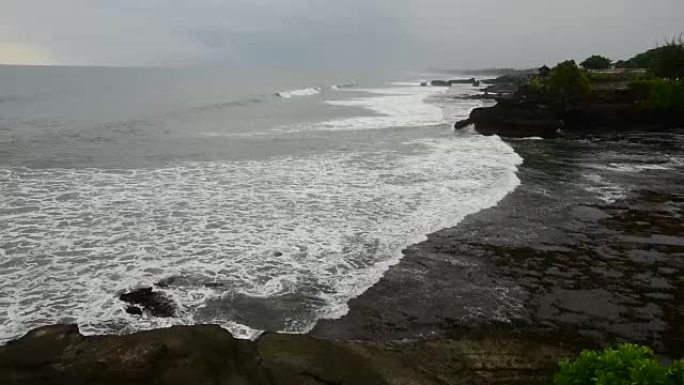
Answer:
[430,80,449,87]
[467,88,684,138]
[484,83,519,94]
[454,119,473,130]
[458,92,496,100]
[472,79,481,87]
[448,78,476,85]
[0,325,263,385]
[478,74,530,96]
[125,305,143,316]
[273,251,283,257]
[469,103,563,138]
[157,275,229,290]
[119,287,176,318]
[0,324,571,385]
[420,81,428,87]
[481,74,528,85]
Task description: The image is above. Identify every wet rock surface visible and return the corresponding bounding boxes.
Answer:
[313,131,684,357]
[0,324,570,385]
[469,102,563,138]
[119,287,177,318]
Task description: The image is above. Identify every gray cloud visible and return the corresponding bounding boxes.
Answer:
[1,0,682,69]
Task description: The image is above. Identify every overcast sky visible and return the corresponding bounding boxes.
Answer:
[1,0,682,69]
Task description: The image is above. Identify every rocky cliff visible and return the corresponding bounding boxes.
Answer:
[0,324,571,385]
[457,87,684,138]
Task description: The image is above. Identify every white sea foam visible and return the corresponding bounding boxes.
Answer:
[390,81,422,87]
[0,134,522,342]
[286,86,450,132]
[276,87,321,98]
[331,81,357,90]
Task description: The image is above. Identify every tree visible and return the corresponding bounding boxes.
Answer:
[547,60,591,110]
[580,55,612,70]
[648,37,684,80]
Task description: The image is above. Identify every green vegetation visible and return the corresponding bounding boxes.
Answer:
[648,37,684,80]
[619,37,684,80]
[527,76,547,94]
[586,70,649,84]
[630,79,684,111]
[554,344,683,385]
[581,55,612,70]
[547,60,591,108]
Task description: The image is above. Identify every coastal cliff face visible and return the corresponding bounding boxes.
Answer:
[0,324,571,385]
[459,87,684,138]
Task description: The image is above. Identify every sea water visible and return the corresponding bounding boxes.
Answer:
[0,66,522,341]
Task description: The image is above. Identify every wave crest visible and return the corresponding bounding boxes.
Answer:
[276,87,321,98]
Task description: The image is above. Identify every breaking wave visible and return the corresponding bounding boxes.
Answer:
[276,87,321,98]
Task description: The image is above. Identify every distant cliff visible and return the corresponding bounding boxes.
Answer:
[455,70,684,138]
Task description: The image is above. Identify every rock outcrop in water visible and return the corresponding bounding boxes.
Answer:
[0,324,571,385]
[119,287,177,318]
[423,78,482,87]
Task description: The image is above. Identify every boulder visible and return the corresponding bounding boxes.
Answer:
[125,305,143,316]
[430,80,449,87]
[119,287,177,318]
[454,119,473,130]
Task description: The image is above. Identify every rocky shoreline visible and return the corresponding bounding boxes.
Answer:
[313,131,684,359]
[3,130,682,384]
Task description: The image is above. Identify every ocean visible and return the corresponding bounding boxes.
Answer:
[0,66,522,341]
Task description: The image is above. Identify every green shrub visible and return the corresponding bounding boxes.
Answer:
[581,55,613,70]
[554,344,683,385]
[648,37,684,80]
[527,77,547,93]
[548,60,591,109]
[584,70,651,84]
[630,79,684,111]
